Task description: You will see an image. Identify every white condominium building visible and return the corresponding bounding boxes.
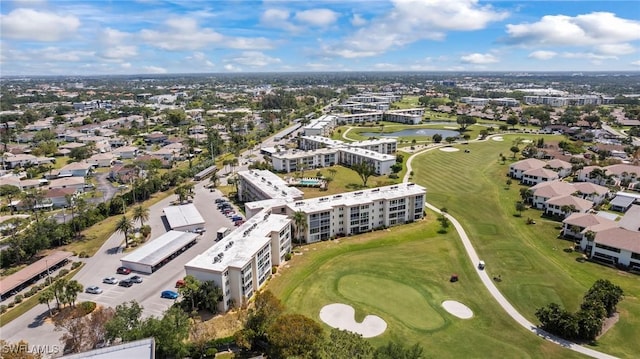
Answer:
[339,147,396,175]
[337,112,384,124]
[292,136,397,175]
[271,148,339,173]
[185,209,292,312]
[302,115,337,136]
[523,95,603,107]
[237,169,304,202]
[286,182,426,243]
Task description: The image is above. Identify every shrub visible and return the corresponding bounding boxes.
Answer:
[140,225,152,238]
[389,174,399,179]
[8,302,15,308]
[284,253,292,261]
[58,269,70,277]
[14,294,23,304]
[78,301,96,316]
[271,266,278,274]
[0,304,7,313]
[71,261,82,270]
[79,251,89,258]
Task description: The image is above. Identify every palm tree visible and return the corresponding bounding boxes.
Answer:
[132,205,149,228]
[64,280,83,307]
[209,172,219,188]
[292,210,307,244]
[39,288,55,316]
[115,215,133,248]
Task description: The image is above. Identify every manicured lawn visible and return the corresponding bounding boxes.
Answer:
[268,214,584,358]
[409,135,640,358]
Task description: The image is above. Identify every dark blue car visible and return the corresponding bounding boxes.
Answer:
[161,290,179,299]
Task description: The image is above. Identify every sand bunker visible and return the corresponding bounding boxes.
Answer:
[439,147,460,152]
[492,136,504,142]
[522,139,533,143]
[442,300,473,319]
[444,126,458,129]
[319,303,387,338]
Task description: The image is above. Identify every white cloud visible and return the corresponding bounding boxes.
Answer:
[224,64,241,72]
[351,14,367,27]
[121,62,132,69]
[186,52,215,68]
[0,8,80,41]
[528,50,557,60]
[142,65,167,74]
[595,43,635,56]
[327,0,508,58]
[561,52,617,61]
[631,60,640,66]
[460,53,499,64]
[294,9,338,27]
[140,17,272,51]
[100,28,138,60]
[260,8,299,32]
[506,12,640,47]
[228,51,281,67]
[10,0,48,8]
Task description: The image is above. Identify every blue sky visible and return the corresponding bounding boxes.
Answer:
[1,0,639,75]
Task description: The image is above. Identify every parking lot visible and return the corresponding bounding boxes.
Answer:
[72,180,238,318]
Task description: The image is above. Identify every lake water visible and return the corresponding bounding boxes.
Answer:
[360,128,460,138]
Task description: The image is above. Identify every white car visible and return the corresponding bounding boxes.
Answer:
[103,277,118,285]
[86,286,103,294]
[193,227,206,234]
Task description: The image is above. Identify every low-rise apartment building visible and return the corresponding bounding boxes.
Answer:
[237,169,304,203]
[185,209,292,311]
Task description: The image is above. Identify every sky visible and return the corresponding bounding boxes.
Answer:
[1,0,639,76]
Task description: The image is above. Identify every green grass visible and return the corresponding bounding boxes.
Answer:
[409,135,640,358]
[268,214,584,359]
[0,264,84,327]
[61,190,173,256]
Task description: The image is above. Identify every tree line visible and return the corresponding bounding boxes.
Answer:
[535,279,623,342]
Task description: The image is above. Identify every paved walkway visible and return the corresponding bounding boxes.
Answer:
[403,143,618,359]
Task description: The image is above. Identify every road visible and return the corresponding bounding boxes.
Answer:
[2,180,238,354]
[402,140,617,359]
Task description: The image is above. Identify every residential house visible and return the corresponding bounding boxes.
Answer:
[508,158,546,179]
[544,195,593,218]
[571,182,610,205]
[44,187,77,208]
[109,165,139,184]
[545,159,572,178]
[521,167,559,186]
[609,191,640,212]
[530,181,575,209]
[87,152,114,168]
[135,155,171,169]
[144,132,168,145]
[112,146,138,159]
[2,154,39,169]
[47,177,86,192]
[59,162,93,177]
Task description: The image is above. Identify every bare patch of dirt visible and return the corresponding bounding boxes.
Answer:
[597,312,619,339]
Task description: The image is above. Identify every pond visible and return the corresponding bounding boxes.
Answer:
[360,128,460,138]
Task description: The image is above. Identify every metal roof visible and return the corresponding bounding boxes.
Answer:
[0,251,73,296]
[162,203,205,229]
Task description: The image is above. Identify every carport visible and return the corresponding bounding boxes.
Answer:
[163,203,205,232]
[120,231,199,274]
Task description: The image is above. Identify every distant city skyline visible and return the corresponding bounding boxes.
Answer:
[1,0,639,76]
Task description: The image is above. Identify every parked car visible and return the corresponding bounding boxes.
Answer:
[116,266,131,275]
[175,279,185,288]
[161,290,179,299]
[119,279,133,287]
[103,277,118,285]
[232,215,243,222]
[129,275,143,283]
[86,286,103,294]
[193,227,206,234]
[214,198,225,204]
[234,220,244,226]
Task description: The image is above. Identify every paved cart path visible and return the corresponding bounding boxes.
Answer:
[403,141,618,359]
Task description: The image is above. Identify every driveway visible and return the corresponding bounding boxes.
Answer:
[93,171,118,203]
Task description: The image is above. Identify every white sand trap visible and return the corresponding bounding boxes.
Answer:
[439,147,460,152]
[444,126,458,129]
[319,303,387,338]
[492,136,504,141]
[442,300,473,319]
[522,139,533,143]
